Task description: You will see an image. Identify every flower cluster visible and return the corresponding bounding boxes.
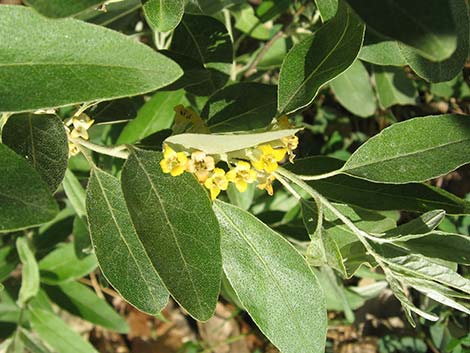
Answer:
[159,135,298,200]
[65,113,94,156]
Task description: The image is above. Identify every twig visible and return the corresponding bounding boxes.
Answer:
[244,30,284,78]
[79,277,121,299]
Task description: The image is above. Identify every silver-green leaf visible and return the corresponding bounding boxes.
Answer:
[86,168,169,315]
[342,114,470,183]
[0,5,182,112]
[214,200,327,353]
[121,148,221,321]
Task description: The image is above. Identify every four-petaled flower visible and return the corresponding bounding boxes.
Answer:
[226,161,257,192]
[251,144,287,173]
[204,168,229,200]
[186,151,215,182]
[257,172,276,196]
[160,144,188,177]
[282,135,299,162]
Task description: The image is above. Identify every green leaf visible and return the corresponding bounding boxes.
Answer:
[202,83,277,132]
[38,243,97,284]
[19,329,53,353]
[431,74,470,99]
[255,0,290,22]
[301,199,322,239]
[168,14,232,96]
[278,0,364,113]
[330,60,376,118]
[0,5,182,112]
[359,32,406,66]
[347,0,457,62]
[394,232,470,265]
[143,0,185,32]
[29,305,99,353]
[373,66,417,108]
[381,252,470,295]
[314,0,338,22]
[288,157,470,214]
[186,0,244,15]
[0,246,19,282]
[233,4,282,40]
[214,200,327,353]
[399,0,469,83]
[384,210,445,238]
[86,168,169,315]
[121,148,221,321]
[341,114,470,183]
[16,237,40,307]
[165,128,299,155]
[2,114,68,192]
[24,0,105,18]
[117,90,188,144]
[0,144,58,232]
[63,170,90,257]
[43,281,129,333]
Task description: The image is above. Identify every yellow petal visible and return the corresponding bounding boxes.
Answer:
[237,160,251,170]
[204,177,214,189]
[163,144,175,159]
[176,152,188,164]
[251,159,265,171]
[226,169,237,182]
[264,161,279,173]
[170,165,185,176]
[248,169,258,182]
[273,148,287,161]
[258,144,273,155]
[213,168,225,176]
[210,186,220,200]
[219,178,229,190]
[159,159,170,173]
[235,180,248,192]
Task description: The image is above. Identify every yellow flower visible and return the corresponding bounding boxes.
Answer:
[226,161,257,192]
[282,135,299,163]
[71,113,94,130]
[276,115,293,129]
[65,113,94,141]
[160,144,188,177]
[70,125,89,140]
[251,144,287,173]
[257,172,275,196]
[186,151,215,182]
[204,168,229,200]
[173,105,209,133]
[68,141,80,156]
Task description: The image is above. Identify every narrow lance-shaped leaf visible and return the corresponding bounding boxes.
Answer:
[16,237,39,307]
[346,0,457,62]
[278,0,364,114]
[2,114,68,192]
[0,144,58,232]
[86,168,169,315]
[43,281,129,333]
[29,305,99,353]
[0,5,182,112]
[288,157,470,215]
[121,148,221,321]
[214,200,327,353]
[142,0,185,32]
[165,129,300,155]
[38,243,97,284]
[341,114,470,183]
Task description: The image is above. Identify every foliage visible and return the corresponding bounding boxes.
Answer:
[1,0,470,352]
